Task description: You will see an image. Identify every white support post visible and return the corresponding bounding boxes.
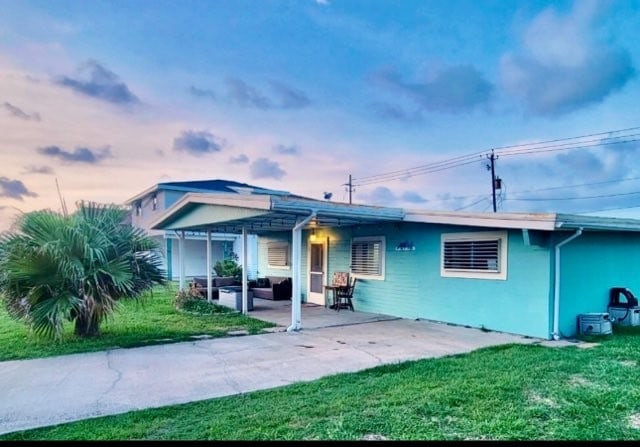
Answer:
[288,211,317,332]
[206,229,212,303]
[178,230,186,291]
[242,226,248,315]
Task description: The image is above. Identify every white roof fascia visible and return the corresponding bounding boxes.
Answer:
[124,184,158,205]
[149,192,272,230]
[403,210,557,231]
[228,185,291,196]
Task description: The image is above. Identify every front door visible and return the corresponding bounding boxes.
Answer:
[308,241,326,305]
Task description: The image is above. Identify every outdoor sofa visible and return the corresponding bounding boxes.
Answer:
[250,276,292,300]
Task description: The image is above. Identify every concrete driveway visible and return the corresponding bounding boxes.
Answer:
[0,314,568,436]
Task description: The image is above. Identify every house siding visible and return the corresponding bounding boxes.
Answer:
[131,190,167,237]
[253,222,551,338]
[558,231,640,337]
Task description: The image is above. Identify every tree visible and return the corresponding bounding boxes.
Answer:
[213,252,242,280]
[0,202,166,339]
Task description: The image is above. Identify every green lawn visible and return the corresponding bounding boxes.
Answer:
[3,327,640,440]
[0,285,275,361]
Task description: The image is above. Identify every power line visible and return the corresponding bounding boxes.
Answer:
[576,204,640,214]
[498,136,640,157]
[505,190,640,202]
[454,196,489,211]
[507,176,640,196]
[351,125,640,187]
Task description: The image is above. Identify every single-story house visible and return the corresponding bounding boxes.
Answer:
[150,192,640,340]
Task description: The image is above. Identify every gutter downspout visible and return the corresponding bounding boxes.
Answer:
[552,227,583,340]
[287,211,318,333]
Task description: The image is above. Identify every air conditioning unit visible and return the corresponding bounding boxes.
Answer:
[608,287,640,326]
[609,307,640,326]
[578,313,612,336]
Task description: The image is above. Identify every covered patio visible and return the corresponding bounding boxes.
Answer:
[150,192,404,332]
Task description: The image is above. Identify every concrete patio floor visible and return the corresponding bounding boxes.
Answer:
[247,297,401,330]
[0,298,575,436]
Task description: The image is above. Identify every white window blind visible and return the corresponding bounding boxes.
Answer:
[351,237,385,279]
[267,243,289,267]
[441,231,508,280]
[443,239,500,272]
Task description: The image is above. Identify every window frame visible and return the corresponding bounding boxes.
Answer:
[267,242,291,269]
[441,231,508,280]
[350,236,386,281]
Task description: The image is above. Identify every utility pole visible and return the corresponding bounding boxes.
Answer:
[343,174,355,204]
[486,150,499,213]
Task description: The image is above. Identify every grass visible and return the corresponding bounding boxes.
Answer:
[3,326,640,440]
[0,284,275,361]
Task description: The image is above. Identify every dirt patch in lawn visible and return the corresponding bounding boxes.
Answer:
[528,391,560,408]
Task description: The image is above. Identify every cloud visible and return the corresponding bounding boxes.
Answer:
[189,86,216,100]
[223,78,311,110]
[229,154,249,164]
[370,101,421,123]
[401,191,428,203]
[0,177,37,201]
[500,139,640,213]
[250,157,286,180]
[3,102,41,121]
[55,60,140,105]
[225,78,272,109]
[38,145,112,164]
[173,130,226,156]
[500,1,636,116]
[373,65,493,113]
[315,0,330,5]
[360,186,428,206]
[273,144,299,156]
[22,165,54,175]
[268,80,311,109]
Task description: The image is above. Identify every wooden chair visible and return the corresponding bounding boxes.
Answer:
[326,272,349,309]
[335,277,357,312]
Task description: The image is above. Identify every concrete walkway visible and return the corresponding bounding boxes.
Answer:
[0,313,570,436]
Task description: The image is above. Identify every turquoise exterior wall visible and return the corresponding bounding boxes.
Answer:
[349,223,552,338]
[257,223,553,338]
[558,231,640,337]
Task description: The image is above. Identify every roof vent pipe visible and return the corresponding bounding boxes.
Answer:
[552,227,583,340]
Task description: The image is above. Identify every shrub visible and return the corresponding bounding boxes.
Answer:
[173,290,234,315]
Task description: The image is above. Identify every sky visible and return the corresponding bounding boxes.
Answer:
[1,0,640,231]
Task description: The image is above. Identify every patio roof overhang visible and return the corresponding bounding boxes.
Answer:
[150,192,405,234]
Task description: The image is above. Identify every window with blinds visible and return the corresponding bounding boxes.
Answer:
[443,239,500,271]
[267,243,290,268]
[441,231,508,280]
[351,236,385,280]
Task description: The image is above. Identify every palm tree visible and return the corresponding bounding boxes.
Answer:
[0,201,166,339]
